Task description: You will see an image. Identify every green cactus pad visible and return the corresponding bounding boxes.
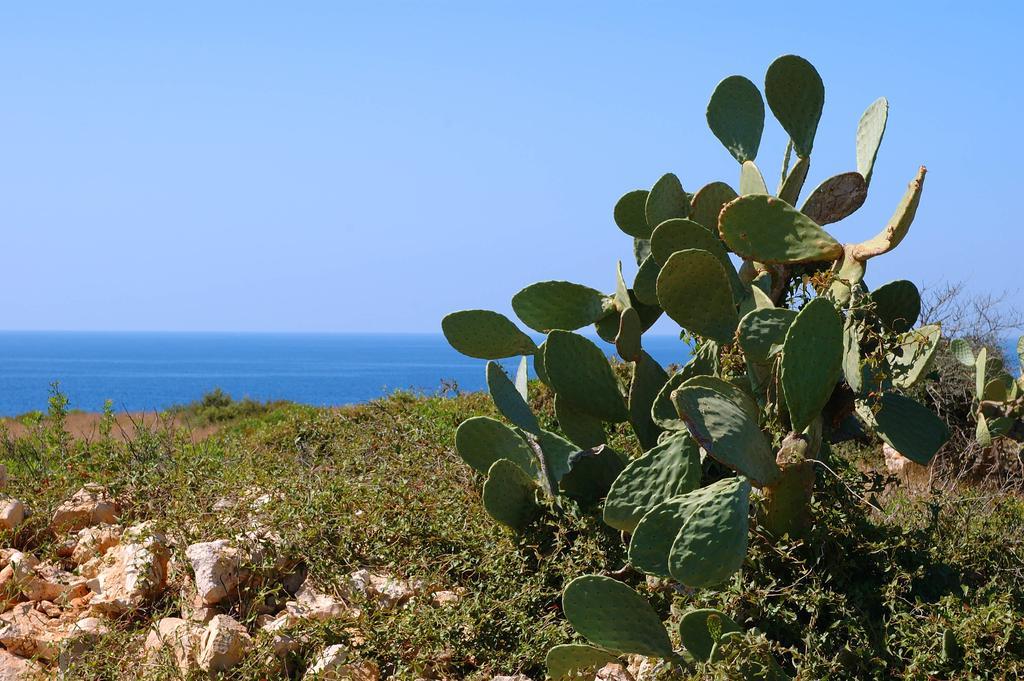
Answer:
[781,298,843,433]
[646,173,689,228]
[511,281,609,333]
[871,279,920,333]
[719,195,843,264]
[651,372,689,430]
[545,331,628,423]
[628,490,712,577]
[629,352,669,451]
[455,416,538,477]
[778,156,810,205]
[852,166,926,260]
[559,445,627,504]
[949,339,975,367]
[668,476,751,587]
[857,393,949,465]
[441,310,538,359]
[764,55,824,158]
[681,375,759,420]
[482,459,539,531]
[633,255,661,307]
[515,355,529,400]
[534,340,551,385]
[561,575,674,658]
[706,75,765,164]
[889,324,941,389]
[650,218,726,266]
[800,172,868,225]
[673,386,780,486]
[737,308,797,364]
[634,237,652,266]
[657,249,739,343]
[604,433,701,533]
[975,347,988,398]
[739,160,768,195]
[614,189,652,239]
[842,320,864,394]
[1018,335,1024,371]
[546,644,619,680]
[616,307,643,363]
[690,181,738,231]
[487,361,541,435]
[678,609,742,662]
[856,97,888,186]
[555,395,606,449]
[539,428,576,486]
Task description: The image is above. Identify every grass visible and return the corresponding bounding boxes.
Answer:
[1,386,1023,679]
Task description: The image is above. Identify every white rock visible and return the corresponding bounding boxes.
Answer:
[14,559,88,603]
[595,663,635,681]
[71,524,122,565]
[883,443,916,475]
[196,614,252,673]
[304,645,381,680]
[0,498,26,531]
[57,616,110,673]
[0,602,62,661]
[144,616,201,675]
[0,647,44,680]
[429,589,462,607]
[285,580,348,621]
[185,540,242,605]
[50,484,118,533]
[86,521,169,614]
[348,569,415,609]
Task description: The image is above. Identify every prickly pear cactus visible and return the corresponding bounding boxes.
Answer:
[442,54,944,676]
[953,334,1024,446]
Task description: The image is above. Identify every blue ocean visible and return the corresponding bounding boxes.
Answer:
[0,332,693,416]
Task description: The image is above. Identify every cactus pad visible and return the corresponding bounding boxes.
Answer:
[852,166,926,260]
[614,189,652,239]
[950,339,975,367]
[765,55,824,158]
[646,173,689,228]
[561,575,674,658]
[616,307,643,362]
[538,429,576,486]
[633,255,661,306]
[889,324,941,388]
[650,218,727,266]
[656,249,739,343]
[778,156,810,205]
[668,477,751,588]
[559,445,627,504]
[800,172,868,225]
[546,644,618,680]
[442,310,537,359]
[455,416,538,477]
[871,279,920,333]
[856,97,888,186]
[512,281,609,333]
[719,195,843,264]
[545,331,628,423]
[487,361,541,435]
[706,75,764,164]
[678,609,742,662]
[628,490,714,577]
[554,395,606,449]
[629,352,669,450]
[482,459,539,531]
[738,308,797,364]
[673,386,780,486]
[690,181,738,231]
[781,297,844,432]
[739,160,768,195]
[857,393,949,465]
[604,432,701,533]
[651,372,689,430]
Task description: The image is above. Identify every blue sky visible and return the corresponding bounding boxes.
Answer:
[0,2,1019,333]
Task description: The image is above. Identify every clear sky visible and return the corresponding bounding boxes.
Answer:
[1,2,1019,333]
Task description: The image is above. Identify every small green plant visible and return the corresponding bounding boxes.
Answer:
[442,54,948,677]
[952,334,1024,445]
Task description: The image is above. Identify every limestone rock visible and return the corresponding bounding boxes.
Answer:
[0,602,62,661]
[0,648,44,680]
[86,522,169,614]
[303,645,378,680]
[196,614,252,673]
[0,498,26,531]
[285,580,348,621]
[57,616,110,673]
[144,616,201,675]
[595,663,635,681]
[883,443,915,475]
[185,540,242,605]
[429,589,463,607]
[348,569,415,610]
[50,484,118,533]
[490,676,532,681]
[15,559,88,603]
[71,524,122,565]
